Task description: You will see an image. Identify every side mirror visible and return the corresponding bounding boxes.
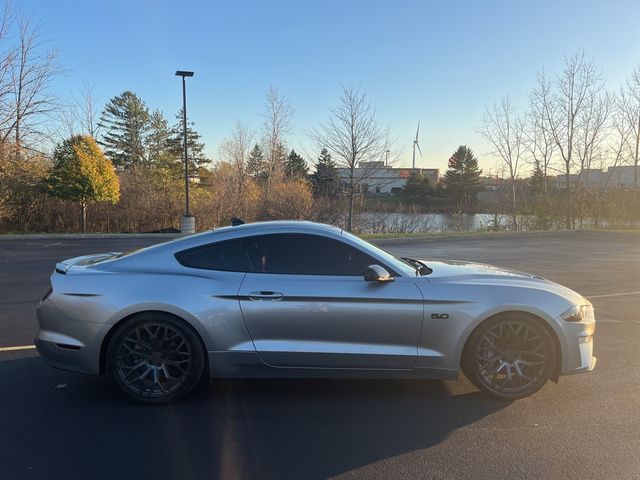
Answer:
[364,264,394,282]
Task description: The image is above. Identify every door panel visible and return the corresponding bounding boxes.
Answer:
[238,274,424,369]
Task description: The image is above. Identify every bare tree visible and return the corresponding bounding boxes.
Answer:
[479,95,526,229]
[619,65,640,190]
[0,4,17,141]
[219,122,254,211]
[261,86,293,193]
[54,102,78,140]
[3,14,59,152]
[309,86,389,232]
[600,105,628,189]
[527,71,556,194]
[76,81,100,138]
[575,90,611,188]
[47,82,101,145]
[541,52,604,227]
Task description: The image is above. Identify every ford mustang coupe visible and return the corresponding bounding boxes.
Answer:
[35,221,596,403]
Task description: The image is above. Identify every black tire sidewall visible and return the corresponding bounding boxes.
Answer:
[463,314,557,400]
[107,312,205,404]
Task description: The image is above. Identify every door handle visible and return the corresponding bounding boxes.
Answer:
[248,291,284,301]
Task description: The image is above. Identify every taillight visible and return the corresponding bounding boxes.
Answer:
[41,286,53,301]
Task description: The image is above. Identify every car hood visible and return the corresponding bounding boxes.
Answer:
[424,259,543,280]
[419,259,587,305]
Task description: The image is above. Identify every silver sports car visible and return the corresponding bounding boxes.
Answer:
[35,221,596,403]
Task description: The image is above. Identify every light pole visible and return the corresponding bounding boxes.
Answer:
[175,70,195,234]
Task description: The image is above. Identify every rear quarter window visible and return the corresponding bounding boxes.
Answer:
[175,240,247,271]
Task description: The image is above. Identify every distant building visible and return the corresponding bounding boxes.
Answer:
[607,165,639,188]
[555,165,639,189]
[336,161,440,195]
[555,169,607,189]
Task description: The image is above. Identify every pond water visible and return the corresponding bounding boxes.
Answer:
[353,212,512,233]
[352,212,638,233]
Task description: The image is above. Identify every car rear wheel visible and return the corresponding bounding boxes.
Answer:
[108,313,205,404]
[462,314,557,400]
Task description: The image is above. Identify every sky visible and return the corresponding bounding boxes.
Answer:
[16,0,640,173]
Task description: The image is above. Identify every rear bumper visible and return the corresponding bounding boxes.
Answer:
[35,299,105,375]
[35,338,96,374]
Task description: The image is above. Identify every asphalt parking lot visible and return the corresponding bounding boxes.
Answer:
[1,231,639,480]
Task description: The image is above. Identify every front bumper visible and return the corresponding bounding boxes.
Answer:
[563,340,596,375]
[558,317,596,375]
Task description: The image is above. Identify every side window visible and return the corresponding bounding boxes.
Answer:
[175,240,247,271]
[242,234,379,276]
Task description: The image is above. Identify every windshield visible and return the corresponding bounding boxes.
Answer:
[341,231,418,277]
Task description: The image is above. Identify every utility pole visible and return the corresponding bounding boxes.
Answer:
[175,70,195,233]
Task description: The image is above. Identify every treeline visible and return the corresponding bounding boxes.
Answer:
[0,77,482,233]
[0,79,351,232]
[397,52,640,230]
[476,52,640,230]
[0,0,638,234]
[477,185,639,232]
[394,143,639,230]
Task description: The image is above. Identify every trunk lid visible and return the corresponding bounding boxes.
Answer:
[55,252,121,274]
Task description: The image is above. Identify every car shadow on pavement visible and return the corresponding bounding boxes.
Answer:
[0,355,510,480]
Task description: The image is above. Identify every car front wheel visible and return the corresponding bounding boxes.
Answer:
[108,313,205,404]
[463,314,557,400]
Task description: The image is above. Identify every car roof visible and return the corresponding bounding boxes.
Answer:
[98,221,346,272]
[212,220,342,237]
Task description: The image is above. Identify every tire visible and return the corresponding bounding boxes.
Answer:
[107,312,205,404]
[462,314,557,400]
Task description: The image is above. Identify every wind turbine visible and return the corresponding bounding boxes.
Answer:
[412,120,422,169]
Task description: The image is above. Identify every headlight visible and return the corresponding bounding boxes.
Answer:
[560,304,594,322]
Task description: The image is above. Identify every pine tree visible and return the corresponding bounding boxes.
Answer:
[167,109,209,172]
[263,142,287,190]
[47,135,120,232]
[98,91,150,168]
[310,148,341,196]
[285,149,308,179]
[403,172,433,201]
[529,160,546,194]
[145,110,176,169]
[443,145,482,207]
[247,143,266,181]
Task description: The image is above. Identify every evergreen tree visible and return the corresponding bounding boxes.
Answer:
[145,110,176,169]
[271,143,288,178]
[98,91,150,168]
[168,109,209,172]
[529,160,546,194]
[443,145,482,207]
[247,143,266,181]
[285,149,308,179]
[47,135,120,232]
[310,148,340,196]
[403,172,433,201]
[261,142,288,190]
